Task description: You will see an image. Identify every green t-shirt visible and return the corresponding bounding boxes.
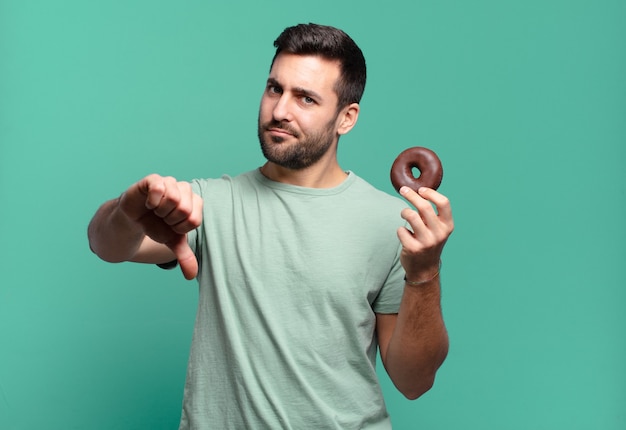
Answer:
[180,169,408,429]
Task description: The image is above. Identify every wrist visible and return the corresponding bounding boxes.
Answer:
[404,260,442,286]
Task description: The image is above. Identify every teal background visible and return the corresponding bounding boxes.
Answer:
[1,0,625,429]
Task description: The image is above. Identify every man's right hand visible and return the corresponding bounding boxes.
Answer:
[118,174,203,280]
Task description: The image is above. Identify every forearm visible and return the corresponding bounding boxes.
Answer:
[87,197,145,262]
[384,278,449,400]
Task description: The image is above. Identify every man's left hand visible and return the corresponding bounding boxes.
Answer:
[397,186,454,282]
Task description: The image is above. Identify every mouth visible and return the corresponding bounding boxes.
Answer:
[264,121,298,139]
[268,127,293,137]
[267,128,297,142]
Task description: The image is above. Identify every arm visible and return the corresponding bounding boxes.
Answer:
[87,174,203,280]
[376,185,454,400]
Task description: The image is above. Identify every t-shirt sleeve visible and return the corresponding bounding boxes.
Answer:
[185,179,203,259]
[371,238,405,314]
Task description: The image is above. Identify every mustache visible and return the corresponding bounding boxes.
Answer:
[262,120,299,137]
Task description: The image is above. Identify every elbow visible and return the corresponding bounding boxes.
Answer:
[399,375,436,400]
[88,242,115,263]
[401,349,449,400]
[87,223,106,260]
[384,329,449,400]
[87,221,127,263]
[87,235,125,263]
[391,346,448,400]
[87,233,110,262]
[87,235,101,258]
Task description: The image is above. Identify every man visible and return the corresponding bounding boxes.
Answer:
[88,23,454,429]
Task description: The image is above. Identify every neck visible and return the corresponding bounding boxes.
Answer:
[260,159,348,188]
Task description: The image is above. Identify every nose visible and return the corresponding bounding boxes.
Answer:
[272,94,293,122]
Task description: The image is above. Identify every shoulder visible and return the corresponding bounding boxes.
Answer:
[189,169,260,196]
[347,172,407,211]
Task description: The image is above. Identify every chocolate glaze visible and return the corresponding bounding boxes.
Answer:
[390,147,443,193]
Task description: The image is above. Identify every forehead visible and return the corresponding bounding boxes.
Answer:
[269,53,341,97]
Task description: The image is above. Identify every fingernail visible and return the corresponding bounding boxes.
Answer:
[400,186,409,195]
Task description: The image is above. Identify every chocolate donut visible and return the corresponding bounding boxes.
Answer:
[390,147,443,193]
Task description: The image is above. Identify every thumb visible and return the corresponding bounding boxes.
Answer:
[167,235,198,280]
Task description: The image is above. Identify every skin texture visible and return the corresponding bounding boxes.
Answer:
[87,52,454,400]
[88,175,203,280]
[378,185,452,398]
[257,53,359,188]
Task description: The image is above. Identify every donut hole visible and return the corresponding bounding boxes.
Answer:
[411,166,423,179]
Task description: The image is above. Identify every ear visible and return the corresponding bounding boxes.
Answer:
[337,103,360,135]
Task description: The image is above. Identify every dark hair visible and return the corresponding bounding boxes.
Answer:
[271,23,367,108]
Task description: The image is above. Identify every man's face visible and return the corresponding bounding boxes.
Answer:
[258,53,344,170]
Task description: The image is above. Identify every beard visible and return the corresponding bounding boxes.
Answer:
[257,117,337,170]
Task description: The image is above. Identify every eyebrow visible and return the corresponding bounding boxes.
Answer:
[266,78,323,101]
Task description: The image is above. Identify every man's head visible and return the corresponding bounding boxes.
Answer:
[270,23,366,110]
[258,24,364,172]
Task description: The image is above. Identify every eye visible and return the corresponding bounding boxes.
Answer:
[267,84,282,95]
[302,96,315,105]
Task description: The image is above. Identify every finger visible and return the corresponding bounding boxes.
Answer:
[138,174,167,210]
[416,187,454,230]
[151,177,181,218]
[399,186,433,231]
[399,186,436,222]
[162,182,195,226]
[397,225,417,248]
[399,200,443,246]
[400,206,427,234]
[398,185,421,205]
[170,190,203,235]
[119,174,165,220]
[400,186,452,228]
[167,235,198,280]
[401,209,439,248]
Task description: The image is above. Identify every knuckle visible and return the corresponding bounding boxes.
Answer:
[191,202,203,225]
[174,205,192,221]
[188,212,203,228]
[403,208,419,220]
[145,173,162,182]
[164,191,180,203]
